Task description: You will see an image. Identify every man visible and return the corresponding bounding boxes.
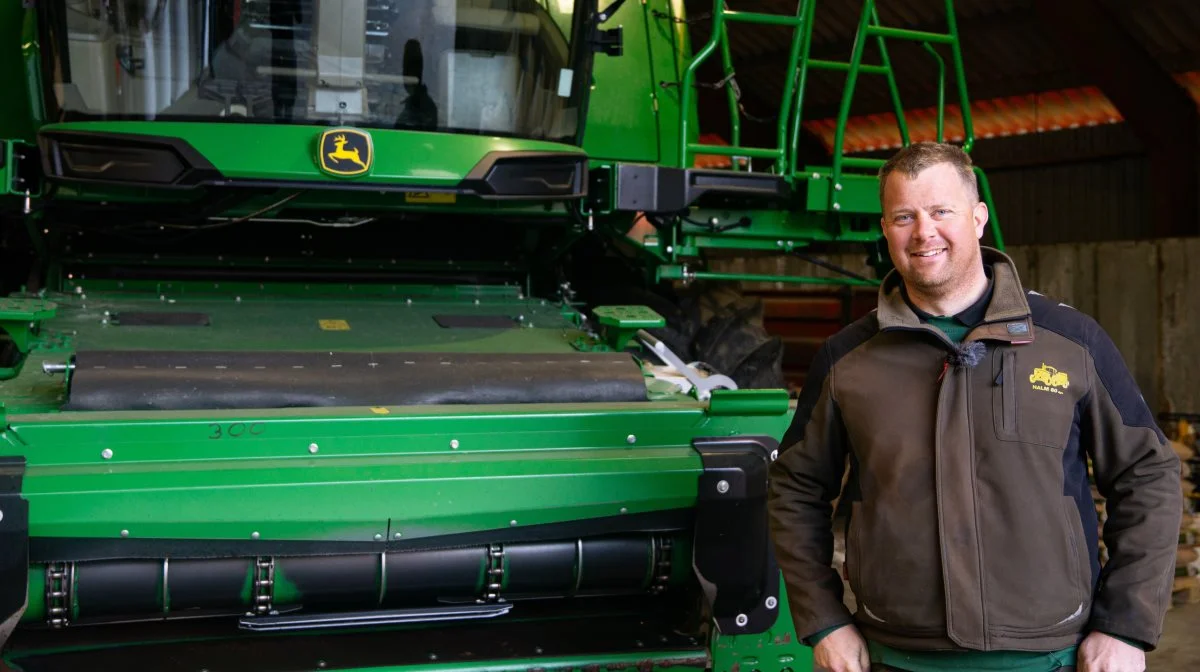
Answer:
[767,142,1181,672]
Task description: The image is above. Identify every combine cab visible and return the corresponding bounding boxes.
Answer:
[0,1,998,670]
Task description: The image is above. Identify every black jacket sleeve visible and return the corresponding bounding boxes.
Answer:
[1081,320,1182,650]
[767,342,855,642]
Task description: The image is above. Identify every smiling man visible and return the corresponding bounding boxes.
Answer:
[767,142,1181,672]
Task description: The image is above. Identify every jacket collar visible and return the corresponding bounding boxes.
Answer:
[876,246,1034,344]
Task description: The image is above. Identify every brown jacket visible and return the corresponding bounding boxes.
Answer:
[767,247,1181,652]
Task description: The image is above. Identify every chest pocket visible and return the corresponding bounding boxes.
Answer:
[992,348,1079,449]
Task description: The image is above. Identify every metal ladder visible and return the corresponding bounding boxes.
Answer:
[676,0,1004,248]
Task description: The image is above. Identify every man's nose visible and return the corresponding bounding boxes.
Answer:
[913,212,938,238]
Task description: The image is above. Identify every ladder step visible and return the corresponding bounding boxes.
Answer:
[808,60,890,75]
[689,144,782,161]
[722,10,804,27]
[865,25,955,44]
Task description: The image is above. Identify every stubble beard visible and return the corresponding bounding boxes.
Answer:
[903,244,981,304]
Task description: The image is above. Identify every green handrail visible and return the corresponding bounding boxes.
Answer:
[787,0,819,177]
[772,1,810,175]
[677,0,809,173]
[677,2,727,169]
[871,7,910,148]
[975,166,1004,250]
[718,20,741,167]
[924,43,946,142]
[828,0,877,209]
[944,0,975,152]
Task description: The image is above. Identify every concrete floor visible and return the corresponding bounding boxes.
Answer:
[1148,602,1200,669]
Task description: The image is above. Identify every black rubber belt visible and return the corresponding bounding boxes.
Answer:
[63,350,649,411]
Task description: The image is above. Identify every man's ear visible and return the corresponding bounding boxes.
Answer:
[973,201,989,240]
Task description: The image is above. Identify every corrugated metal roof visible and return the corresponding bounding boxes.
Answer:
[682,0,1200,132]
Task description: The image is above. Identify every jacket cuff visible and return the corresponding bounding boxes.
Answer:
[802,621,853,647]
[1088,619,1154,652]
[1100,630,1148,651]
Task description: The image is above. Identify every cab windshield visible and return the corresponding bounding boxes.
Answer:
[40,0,587,143]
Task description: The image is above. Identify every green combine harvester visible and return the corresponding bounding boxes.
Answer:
[0,0,998,669]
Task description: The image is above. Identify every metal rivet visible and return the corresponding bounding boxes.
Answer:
[394,532,402,540]
[834,183,843,191]
[833,202,841,210]
[766,596,778,609]
[510,520,517,526]
[450,439,459,449]
[429,654,438,661]
[251,531,260,539]
[120,529,129,537]
[101,448,113,460]
[535,647,544,654]
[374,533,383,541]
[770,449,779,461]
[308,443,319,454]
[626,434,636,445]
[620,507,628,514]
[0,510,4,523]
[736,613,749,627]
[717,480,730,494]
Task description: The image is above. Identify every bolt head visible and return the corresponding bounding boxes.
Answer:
[716,479,730,494]
[510,520,518,527]
[251,531,260,540]
[735,613,749,627]
[309,443,319,454]
[450,439,460,449]
[766,596,778,609]
[120,529,129,538]
[374,533,383,541]
[101,448,113,460]
[626,434,636,445]
[394,532,403,540]
[620,507,628,514]
[833,202,841,210]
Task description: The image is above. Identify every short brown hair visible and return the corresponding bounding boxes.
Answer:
[878,142,978,208]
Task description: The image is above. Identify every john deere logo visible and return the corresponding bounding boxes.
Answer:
[1030,363,1069,395]
[319,128,372,177]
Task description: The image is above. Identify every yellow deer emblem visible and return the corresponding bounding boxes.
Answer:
[327,135,366,170]
[318,128,372,176]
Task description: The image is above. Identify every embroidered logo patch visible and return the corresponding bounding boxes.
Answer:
[1029,362,1069,394]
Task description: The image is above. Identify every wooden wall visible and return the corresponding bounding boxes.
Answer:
[711,237,1200,415]
[1007,237,1200,417]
